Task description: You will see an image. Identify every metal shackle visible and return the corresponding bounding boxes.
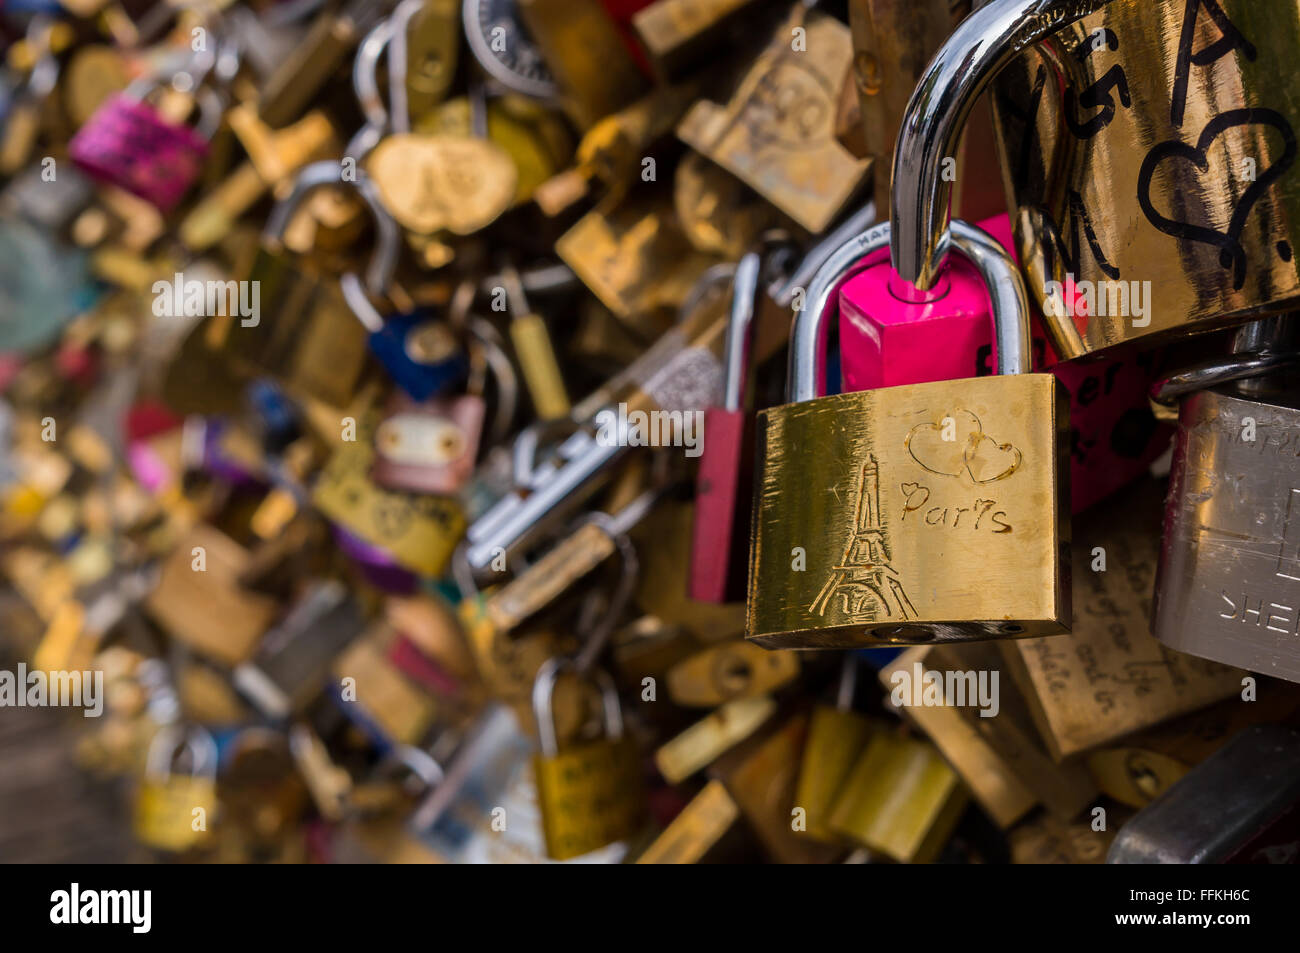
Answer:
[145,724,219,781]
[262,159,401,296]
[722,234,797,412]
[790,218,1032,404]
[532,658,623,759]
[890,0,1117,288]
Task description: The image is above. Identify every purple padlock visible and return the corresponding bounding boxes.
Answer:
[68,88,215,213]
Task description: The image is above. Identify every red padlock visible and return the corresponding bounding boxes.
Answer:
[688,248,771,604]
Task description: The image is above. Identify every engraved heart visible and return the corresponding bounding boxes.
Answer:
[963,433,1022,484]
[1137,108,1297,291]
[905,409,981,477]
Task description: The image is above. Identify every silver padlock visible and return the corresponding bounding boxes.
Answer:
[1151,317,1300,684]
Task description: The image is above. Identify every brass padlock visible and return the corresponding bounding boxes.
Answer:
[531,660,645,860]
[894,0,1300,357]
[747,219,1070,649]
[134,724,219,853]
[828,728,968,864]
[792,656,876,843]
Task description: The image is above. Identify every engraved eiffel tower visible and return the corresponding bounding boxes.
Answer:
[809,456,916,621]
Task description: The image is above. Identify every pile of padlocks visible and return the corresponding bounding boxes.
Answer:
[3,0,1300,865]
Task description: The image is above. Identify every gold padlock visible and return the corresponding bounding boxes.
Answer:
[893,0,1300,357]
[134,725,219,853]
[828,727,968,864]
[531,660,645,860]
[747,219,1070,649]
[792,656,877,843]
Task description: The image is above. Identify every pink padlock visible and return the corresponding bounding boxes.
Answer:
[838,214,1171,513]
[68,84,217,213]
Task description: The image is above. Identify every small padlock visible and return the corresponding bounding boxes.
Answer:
[747,218,1070,649]
[69,74,223,213]
[133,724,219,853]
[827,728,968,864]
[499,261,571,422]
[688,240,790,603]
[1151,317,1300,684]
[531,659,645,860]
[665,638,799,708]
[372,390,486,496]
[792,656,876,843]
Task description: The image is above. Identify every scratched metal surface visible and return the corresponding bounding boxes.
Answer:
[1154,387,1300,683]
[989,0,1300,354]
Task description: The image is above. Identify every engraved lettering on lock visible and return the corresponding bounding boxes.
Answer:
[1138,108,1298,291]
[809,457,916,622]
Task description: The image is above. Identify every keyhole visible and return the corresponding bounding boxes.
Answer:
[1126,754,1161,799]
[716,654,753,695]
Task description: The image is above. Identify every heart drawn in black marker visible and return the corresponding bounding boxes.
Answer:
[1138,108,1297,291]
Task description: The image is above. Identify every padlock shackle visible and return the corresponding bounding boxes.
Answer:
[352,17,396,152]
[263,159,401,296]
[387,0,428,135]
[890,0,1117,287]
[145,724,219,781]
[723,251,761,413]
[532,658,622,759]
[789,219,1032,403]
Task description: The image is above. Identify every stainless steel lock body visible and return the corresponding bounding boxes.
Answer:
[1154,385,1300,683]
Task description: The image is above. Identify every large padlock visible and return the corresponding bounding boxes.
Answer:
[133,724,219,853]
[893,0,1300,359]
[531,659,645,861]
[747,219,1070,649]
[69,78,222,213]
[1151,317,1300,684]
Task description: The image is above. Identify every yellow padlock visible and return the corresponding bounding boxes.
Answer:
[531,659,644,861]
[133,725,219,853]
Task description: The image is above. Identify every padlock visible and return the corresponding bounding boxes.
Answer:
[69,74,224,214]
[896,0,1300,358]
[688,243,788,603]
[517,0,647,130]
[1151,318,1300,684]
[708,712,843,864]
[747,218,1070,649]
[133,724,219,852]
[332,630,438,747]
[665,638,799,708]
[839,213,1171,514]
[144,524,281,667]
[792,656,876,843]
[531,660,645,860]
[827,727,968,864]
[882,644,1097,828]
[1002,477,1242,760]
[232,582,366,720]
[1108,726,1300,864]
[463,284,727,573]
[675,5,872,234]
[372,390,486,496]
[264,160,472,404]
[634,778,741,864]
[654,694,776,784]
[498,262,571,421]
